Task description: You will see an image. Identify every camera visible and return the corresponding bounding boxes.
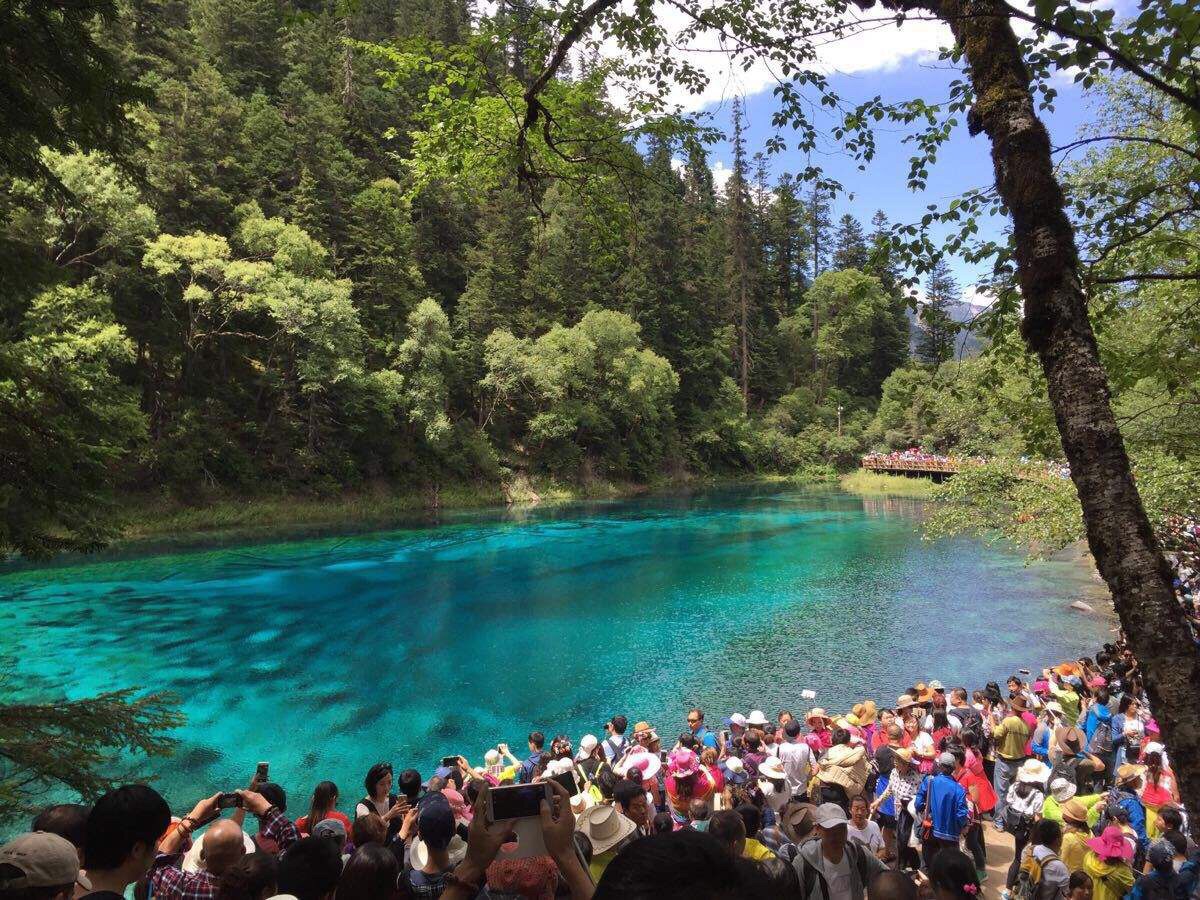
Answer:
[216,792,243,809]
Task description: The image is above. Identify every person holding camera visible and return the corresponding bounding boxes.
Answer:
[151,790,297,900]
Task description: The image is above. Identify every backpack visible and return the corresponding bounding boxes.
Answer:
[949,706,983,746]
[1006,784,1043,836]
[1087,718,1113,754]
[1134,871,1178,900]
[1014,850,1058,900]
[797,841,870,900]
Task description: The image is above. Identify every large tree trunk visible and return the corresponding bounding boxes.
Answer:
[866,0,1200,833]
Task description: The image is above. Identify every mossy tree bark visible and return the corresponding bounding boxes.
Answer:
[851,0,1200,831]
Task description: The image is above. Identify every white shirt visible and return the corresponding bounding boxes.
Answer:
[778,739,813,796]
[848,819,884,853]
[818,847,854,900]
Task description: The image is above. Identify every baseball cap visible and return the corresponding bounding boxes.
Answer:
[0,832,79,889]
[312,819,346,841]
[814,803,849,829]
[418,801,455,850]
[1148,842,1175,869]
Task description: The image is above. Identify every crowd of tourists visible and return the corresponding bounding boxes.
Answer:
[862,450,978,468]
[3,638,1193,900]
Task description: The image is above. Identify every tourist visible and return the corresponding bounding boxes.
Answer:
[0,832,81,900]
[741,734,768,780]
[590,828,783,899]
[601,716,629,763]
[757,757,790,815]
[778,719,814,798]
[664,749,716,821]
[687,709,718,750]
[1046,670,1082,724]
[707,809,748,858]
[946,689,983,741]
[577,805,637,882]
[867,870,918,900]
[152,790,296,900]
[1017,819,1070,900]
[1110,696,1143,774]
[1138,751,1178,838]
[928,849,981,900]
[950,748,993,879]
[350,813,385,849]
[323,843,389,900]
[294,782,351,837]
[1081,826,1135,900]
[1040,777,1078,823]
[806,709,834,755]
[720,713,748,757]
[397,798,460,895]
[854,702,879,750]
[1104,764,1149,850]
[871,747,920,870]
[613,780,649,834]
[913,752,969,870]
[815,728,868,810]
[517,732,546,783]
[1004,759,1048,895]
[354,762,406,831]
[688,800,711,832]
[1128,843,1179,900]
[847,796,885,861]
[991,695,1032,826]
[1058,801,1093,871]
[1080,689,1113,779]
[735,805,777,862]
[792,803,887,900]
[80,785,170,900]
[30,805,88,867]
[1049,726,1105,793]
[214,853,276,900]
[1067,871,1093,900]
[274,837,341,900]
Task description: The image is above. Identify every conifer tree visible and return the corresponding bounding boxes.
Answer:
[831,213,868,271]
[917,258,959,366]
[726,99,756,407]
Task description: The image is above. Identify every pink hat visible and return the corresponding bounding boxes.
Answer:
[1032,680,1050,694]
[668,748,699,778]
[1087,825,1134,862]
[1089,676,1107,688]
[1146,719,1160,734]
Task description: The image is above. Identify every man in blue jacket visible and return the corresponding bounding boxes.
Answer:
[913,752,970,871]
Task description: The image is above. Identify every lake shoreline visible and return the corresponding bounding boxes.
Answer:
[89,472,832,559]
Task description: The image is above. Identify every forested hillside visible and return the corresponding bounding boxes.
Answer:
[1,0,956,556]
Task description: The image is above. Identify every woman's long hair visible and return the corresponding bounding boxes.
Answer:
[306,780,339,832]
[1144,751,1164,787]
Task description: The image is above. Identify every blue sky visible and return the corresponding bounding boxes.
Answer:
[690,54,1098,294]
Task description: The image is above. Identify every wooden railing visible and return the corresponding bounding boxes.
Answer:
[861,457,965,474]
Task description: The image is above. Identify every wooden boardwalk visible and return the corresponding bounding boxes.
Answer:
[861,457,966,480]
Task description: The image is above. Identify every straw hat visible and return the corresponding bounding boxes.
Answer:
[854,701,879,725]
[1087,825,1134,862]
[806,708,832,726]
[893,747,915,764]
[1017,759,1051,784]
[758,757,786,781]
[895,695,918,712]
[576,805,637,855]
[632,721,655,738]
[915,683,934,703]
[1117,763,1146,786]
[1061,799,1089,826]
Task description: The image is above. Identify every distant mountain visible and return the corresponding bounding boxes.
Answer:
[908,298,988,357]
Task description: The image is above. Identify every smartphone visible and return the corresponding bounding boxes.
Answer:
[660,750,670,764]
[487,783,550,822]
[256,762,269,782]
[440,755,458,768]
[720,730,731,744]
[216,792,242,809]
[550,771,579,797]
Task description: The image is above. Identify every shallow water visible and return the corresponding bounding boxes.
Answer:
[0,485,1109,815]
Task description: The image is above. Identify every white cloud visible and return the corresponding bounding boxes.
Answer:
[710,159,733,191]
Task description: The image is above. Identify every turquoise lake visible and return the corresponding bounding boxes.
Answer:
[0,485,1111,814]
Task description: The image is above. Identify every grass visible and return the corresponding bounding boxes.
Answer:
[111,468,865,551]
[839,468,941,498]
